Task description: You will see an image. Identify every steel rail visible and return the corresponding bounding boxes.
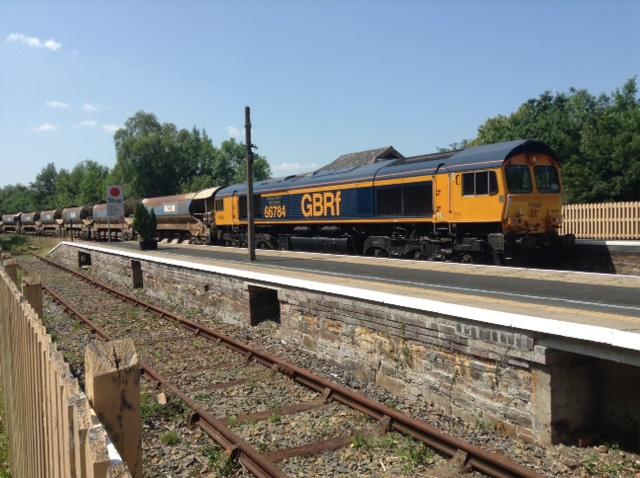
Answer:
[36,255,546,478]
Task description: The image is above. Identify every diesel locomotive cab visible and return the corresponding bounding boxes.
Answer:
[502,151,575,256]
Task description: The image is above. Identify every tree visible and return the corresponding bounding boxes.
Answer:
[111,110,175,198]
[112,111,273,199]
[177,128,220,193]
[53,169,78,208]
[132,203,157,242]
[0,184,36,216]
[214,138,271,185]
[76,160,110,205]
[31,163,58,210]
[469,78,640,203]
[563,80,640,203]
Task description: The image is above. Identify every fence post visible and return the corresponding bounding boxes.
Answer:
[2,258,18,285]
[85,339,142,478]
[22,274,43,319]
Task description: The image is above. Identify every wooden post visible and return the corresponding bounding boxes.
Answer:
[85,339,142,478]
[22,274,43,319]
[3,258,18,285]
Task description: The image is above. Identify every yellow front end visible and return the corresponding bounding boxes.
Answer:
[501,152,564,237]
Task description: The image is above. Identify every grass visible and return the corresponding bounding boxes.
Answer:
[140,391,188,422]
[202,445,236,476]
[582,452,640,478]
[0,372,12,477]
[352,433,435,474]
[160,431,180,446]
[0,236,64,258]
[0,236,29,255]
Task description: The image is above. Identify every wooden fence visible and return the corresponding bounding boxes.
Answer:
[0,257,133,478]
[562,201,640,240]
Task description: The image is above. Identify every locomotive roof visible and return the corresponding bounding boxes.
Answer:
[449,139,560,165]
[375,139,561,178]
[217,139,560,196]
[314,146,404,173]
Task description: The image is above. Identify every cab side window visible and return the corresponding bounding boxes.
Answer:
[462,171,498,196]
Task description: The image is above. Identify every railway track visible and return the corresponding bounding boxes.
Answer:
[22,255,547,478]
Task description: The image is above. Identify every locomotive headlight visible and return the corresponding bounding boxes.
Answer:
[507,217,520,227]
[550,216,561,225]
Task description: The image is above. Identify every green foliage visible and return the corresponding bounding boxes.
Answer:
[140,392,188,422]
[132,203,157,241]
[469,78,640,203]
[31,163,58,210]
[581,452,640,477]
[0,386,12,477]
[160,431,180,446]
[268,413,281,423]
[399,437,435,473]
[202,445,236,476]
[54,160,110,207]
[352,434,435,474]
[0,184,36,217]
[111,111,271,198]
[0,236,29,254]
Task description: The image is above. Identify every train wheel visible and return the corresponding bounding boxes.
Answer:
[405,249,425,260]
[372,247,388,257]
[459,254,474,264]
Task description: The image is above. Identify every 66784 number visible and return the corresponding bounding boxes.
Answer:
[264,205,287,219]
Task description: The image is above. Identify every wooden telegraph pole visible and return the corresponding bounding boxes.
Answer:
[245,106,256,262]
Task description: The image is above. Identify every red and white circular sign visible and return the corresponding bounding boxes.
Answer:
[109,186,122,198]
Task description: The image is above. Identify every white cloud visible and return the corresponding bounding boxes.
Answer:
[271,162,318,176]
[101,124,120,133]
[46,100,69,109]
[83,104,100,112]
[6,33,62,51]
[226,126,241,137]
[74,120,97,129]
[34,123,59,133]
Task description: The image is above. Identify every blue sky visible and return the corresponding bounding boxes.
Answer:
[1,1,638,190]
